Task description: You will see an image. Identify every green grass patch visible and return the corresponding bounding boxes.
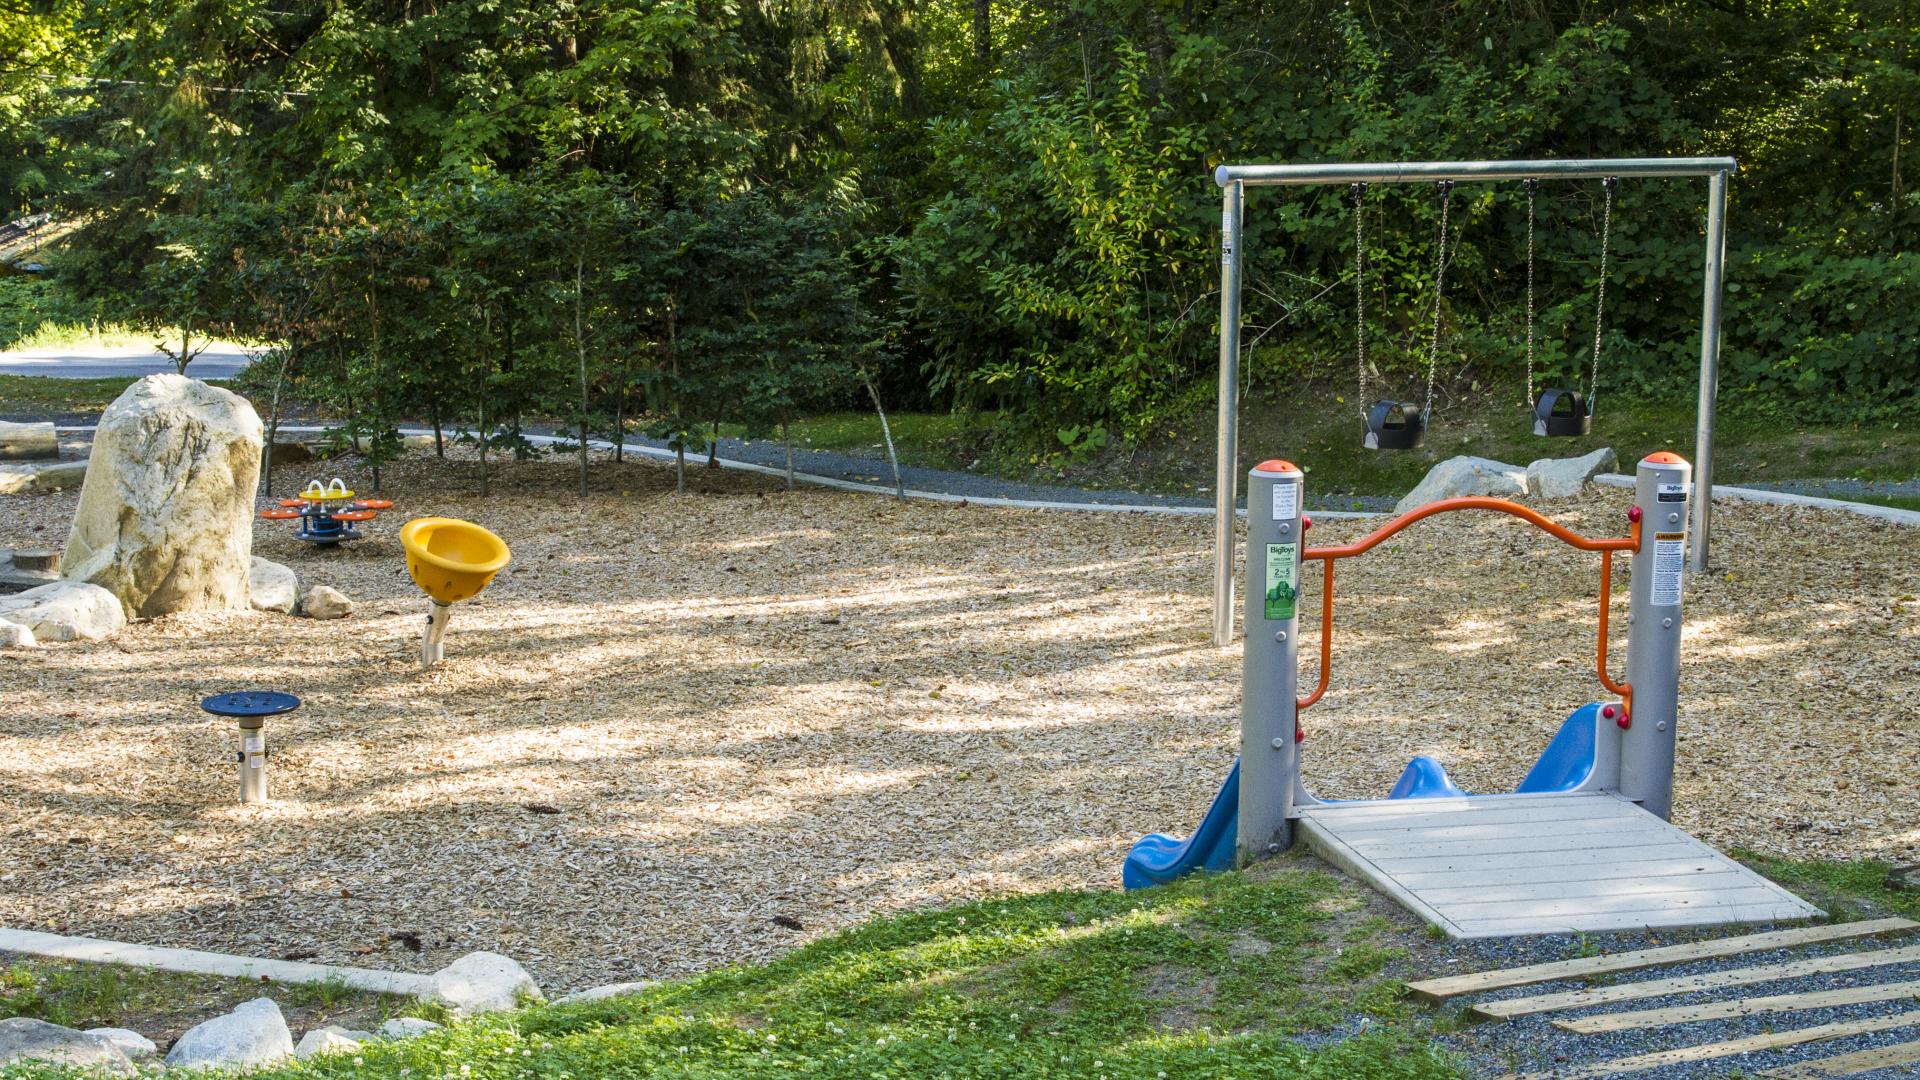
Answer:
[1736,853,1920,923]
[0,867,1460,1080]
[0,374,244,418]
[719,410,998,473]
[0,374,147,416]
[1845,492,1920,512]
[0,956,437,1049]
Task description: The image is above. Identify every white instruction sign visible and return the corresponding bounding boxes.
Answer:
[1271,482,1298,521]
[1652,532,1685,605]
[1657,482,1690,503]
[1221,207,1235,264]
[243,736,264,753]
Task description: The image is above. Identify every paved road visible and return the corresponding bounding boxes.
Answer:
[0,344,261,380]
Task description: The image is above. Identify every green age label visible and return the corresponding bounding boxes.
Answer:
[1265,543,1298,620]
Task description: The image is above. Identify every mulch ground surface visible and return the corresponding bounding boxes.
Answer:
[1,448,1914,994]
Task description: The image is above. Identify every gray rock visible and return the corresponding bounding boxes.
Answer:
[64,374,262,619]
[250,556,299,614]
[1394,455,1530,514]
[0,459,86,495]
[556,980,657,1004]
[300,584,353,619]
[0,619,34,649]
[0,420,58,460]
[0,580,126,641]
[1887,864,1920,892]
[294,1026,363,1058]
[27,459,86,492]
[431,951,543,1015]
[0,1017,134,1075]
[84,1027,157,1060]
[1526,446,1619,499]
[377,1017,443,1039]
[164,996,294,1069]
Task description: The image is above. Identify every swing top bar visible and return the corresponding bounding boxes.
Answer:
[1215,157,1737,188]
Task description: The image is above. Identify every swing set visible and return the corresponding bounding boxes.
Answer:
[1210,157,1735,644]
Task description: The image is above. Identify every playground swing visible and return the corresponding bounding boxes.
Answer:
[1357,181,1454,451]
[1528,176,1617,437]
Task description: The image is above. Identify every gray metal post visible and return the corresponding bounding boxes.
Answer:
[1690,170,1729,572]
[1239,459,1303,862]
[237,717,267,804]
[1213,181,1245,646]
[1620,452,1692,819]
[422,601,452,669]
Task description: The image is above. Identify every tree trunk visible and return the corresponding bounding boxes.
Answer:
[432,409,444,458]
[863,372,905,502]
[676,441,686,493]
[708,419,720,468]
[262,348,294,498]
[575,250,590,498]
[613,371,626,463]
[973,0,989,63]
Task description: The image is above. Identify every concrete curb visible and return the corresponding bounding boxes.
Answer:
[1593,474,1920,527]
[0,927,436,997]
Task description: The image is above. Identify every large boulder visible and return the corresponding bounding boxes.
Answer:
[1526,446,1619,498]
[0,1018,135,1076]
[0,421,58,460]
[250,556,299,614]
[62,375,263,619]
[164,997,293,1069]
[1394,456,1530,514]
[431,951,543,1015]
[0,580,125,641]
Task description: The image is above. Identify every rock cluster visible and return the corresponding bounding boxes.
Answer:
[1393,446,1619,513]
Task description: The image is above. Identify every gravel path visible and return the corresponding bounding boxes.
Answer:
[1438,922,1920,1078]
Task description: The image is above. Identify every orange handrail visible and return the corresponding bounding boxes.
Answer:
[1294,497,1640,719]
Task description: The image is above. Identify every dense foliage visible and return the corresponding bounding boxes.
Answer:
[3,0,1915,461]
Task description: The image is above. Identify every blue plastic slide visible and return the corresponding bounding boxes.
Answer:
[1122,704,1602,890]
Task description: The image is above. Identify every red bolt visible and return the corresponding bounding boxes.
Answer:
[1602,705,1615,719]
[1301,515,1313,531]
[1295,720,1305,744]
[1628,506,1643,523]
[1616,710,1631,730]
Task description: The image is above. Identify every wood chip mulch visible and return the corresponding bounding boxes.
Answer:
[1,448,1914,993]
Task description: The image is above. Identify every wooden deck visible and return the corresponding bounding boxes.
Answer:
[1295,791,1823,938]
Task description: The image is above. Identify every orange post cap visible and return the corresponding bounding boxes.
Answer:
[1252,459,1301,474]
[1642,451,1688,465]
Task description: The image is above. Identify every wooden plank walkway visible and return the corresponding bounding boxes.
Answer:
[1297,791,1824,939]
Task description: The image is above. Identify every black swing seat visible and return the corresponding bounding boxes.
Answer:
[1365,400,1426,450]
[1533,387,1592,437]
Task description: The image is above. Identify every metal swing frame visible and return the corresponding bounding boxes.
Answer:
[1210,157,1736,645]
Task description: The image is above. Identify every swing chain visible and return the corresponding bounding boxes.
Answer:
[1423,180,1454,425]
[1351,182,1369,418]
[1523,178,1537,407]
[1589,177,1616,413]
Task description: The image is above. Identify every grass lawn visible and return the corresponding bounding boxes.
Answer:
[5,855,1916,1077]
[0,956,441,1048]
[247,861,1461,1080]
[0,375,151,417]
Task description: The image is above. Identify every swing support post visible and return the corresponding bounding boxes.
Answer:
[1209,157,1735,644]
[1214,180,1245,647]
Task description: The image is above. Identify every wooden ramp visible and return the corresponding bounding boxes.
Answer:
[1296,791,1822,938]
